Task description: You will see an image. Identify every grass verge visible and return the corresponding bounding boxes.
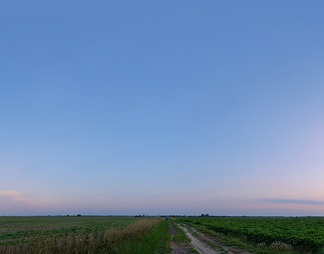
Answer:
[171,222,199,254]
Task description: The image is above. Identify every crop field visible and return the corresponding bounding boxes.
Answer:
[0,216,171,254]
[2,216,324,254]
[0,216,137,243]
[178,216,324,254]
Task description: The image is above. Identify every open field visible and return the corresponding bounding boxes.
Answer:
[0,216,171,254]
[1,216,324,254]
[177,216,324,254]
[0,216,137,243]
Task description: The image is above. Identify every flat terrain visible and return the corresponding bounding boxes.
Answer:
[170,222,251,254]
[1,216,324,253]
[0,216,138,244]
[177,216,324,254]
[0,216,170,254]
[177,224,220,254]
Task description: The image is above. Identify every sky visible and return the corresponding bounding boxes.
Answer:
[1,0,324,216]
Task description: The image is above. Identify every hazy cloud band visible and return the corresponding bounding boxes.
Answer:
[262,199,324,206]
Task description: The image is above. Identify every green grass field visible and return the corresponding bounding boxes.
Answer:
[0,216,136,243]
[2,216,324,254]
[0,216,171,254]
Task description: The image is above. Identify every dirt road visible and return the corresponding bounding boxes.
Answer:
[169,222,193,254]
[177,224,222,254]
[173,223,251,254]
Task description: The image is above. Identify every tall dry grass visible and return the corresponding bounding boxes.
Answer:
[0,218,161,254]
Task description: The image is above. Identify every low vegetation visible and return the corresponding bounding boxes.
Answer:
[169,222,198,254]
[3,215,323,253]
[0,216,171,254]
[178,216,324,254]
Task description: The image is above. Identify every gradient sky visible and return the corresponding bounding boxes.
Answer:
[1,0,324,216]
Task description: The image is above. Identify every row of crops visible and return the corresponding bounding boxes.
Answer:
[0,216,171,254]
[0,216,137,244]
[179,216,324,253]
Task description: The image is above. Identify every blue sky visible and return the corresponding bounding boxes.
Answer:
[1,0,324,216]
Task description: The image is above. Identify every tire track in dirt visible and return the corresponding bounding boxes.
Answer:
[177,224,251,254]
[188,226,251,254]
[177,224,222,254]
[169,222,192,254]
